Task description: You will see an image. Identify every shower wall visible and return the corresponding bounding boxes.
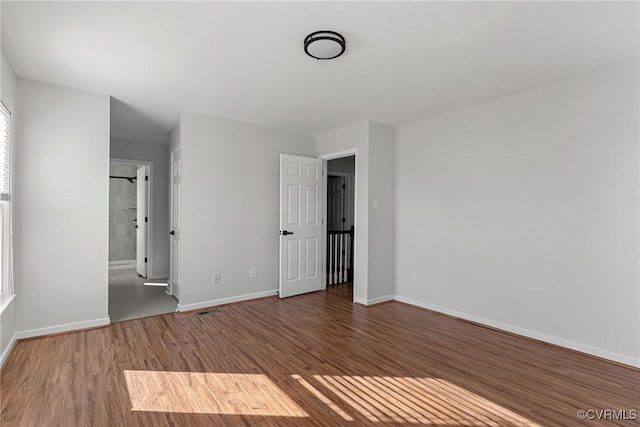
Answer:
[109,163,137,262]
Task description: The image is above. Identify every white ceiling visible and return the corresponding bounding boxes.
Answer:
[3,1,638,137]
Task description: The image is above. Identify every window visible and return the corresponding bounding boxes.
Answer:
[0,101,13,299]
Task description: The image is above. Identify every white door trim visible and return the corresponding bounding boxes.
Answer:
[110,158,154,279]
[168,148,181,299]
[319,149,358,303]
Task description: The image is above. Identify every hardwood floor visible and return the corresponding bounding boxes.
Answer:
[2,284,638,426]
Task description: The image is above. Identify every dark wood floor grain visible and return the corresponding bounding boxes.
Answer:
[2,284,638,426]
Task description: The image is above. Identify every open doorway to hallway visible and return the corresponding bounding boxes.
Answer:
[108,159,176,322]
[326,155,355,298]
[108,97,180,322]
[108,268,176,321]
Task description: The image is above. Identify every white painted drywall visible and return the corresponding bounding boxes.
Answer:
[169,123,180,152]
[0,49,16,366]
[368,122,395,302]
[0,299,15,366]
[317,121,370,304]
[395,63,640,365]
[14,79,110,336]
[111,137,170,279]
[1,51,16,111]
[177,111,316,309]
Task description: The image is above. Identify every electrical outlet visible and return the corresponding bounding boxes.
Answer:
[249,268,257,279]
[213,272,221,284]
[410,273,417,283]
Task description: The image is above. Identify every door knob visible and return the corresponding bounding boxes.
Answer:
[169,230,175,235]
[280,230,294,235]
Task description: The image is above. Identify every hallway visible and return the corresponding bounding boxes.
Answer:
[108,268,177,322]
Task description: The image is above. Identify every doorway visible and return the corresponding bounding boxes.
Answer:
[278,150,359,303]
[109,161,144,272]
[326,156,355,299]
[108,159,176,321]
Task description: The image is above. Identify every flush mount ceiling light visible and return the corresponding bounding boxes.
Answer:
[304,31,346,60]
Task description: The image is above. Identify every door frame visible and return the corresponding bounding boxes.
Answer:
[319,149,358,303]
[168,147,180,298]
[110,158,154,279]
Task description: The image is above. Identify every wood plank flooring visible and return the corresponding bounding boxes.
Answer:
[1,284,638,426]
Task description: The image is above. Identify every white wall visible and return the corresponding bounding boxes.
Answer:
[178,111,316,310]
[0,49,17,367]
[368,122,395,302]
[169,123,180,152]
[14,79,110,337]
[395,64,640,366]
[111,137,170,279]
[0,300,14,365]
[1,51,15,111]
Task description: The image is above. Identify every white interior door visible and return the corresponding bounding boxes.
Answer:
[279,154,323,298]
[135,166,148,277]
[169,150,181,299]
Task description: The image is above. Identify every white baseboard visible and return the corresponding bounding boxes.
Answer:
[16,317,111,340]
[178,289,278,312]
[393,295,640,368]
[366,294,394,305]
[0,333,17,369]
[109,260,136,270]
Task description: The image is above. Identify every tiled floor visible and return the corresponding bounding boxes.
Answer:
[108,268,178,322]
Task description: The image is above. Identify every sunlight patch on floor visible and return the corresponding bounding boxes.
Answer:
[124,370,309,417]
[313,375,541,426]
[291,374,354,421]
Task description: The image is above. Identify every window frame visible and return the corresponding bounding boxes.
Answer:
[0,100,14,301]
